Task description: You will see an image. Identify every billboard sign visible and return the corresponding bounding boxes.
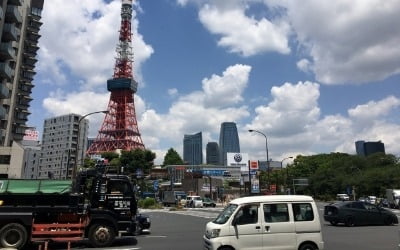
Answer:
[23,129,39,141]
[227,153,249,167]
[250,160,259,170]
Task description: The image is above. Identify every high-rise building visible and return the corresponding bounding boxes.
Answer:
[39,114,88,179]
[0,0,44,176]
[206,142,219,165]
[219,122,240,166]
[355,140,385,157]
[183,132,203,165]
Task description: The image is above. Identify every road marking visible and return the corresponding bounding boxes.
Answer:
[143,235,167,238]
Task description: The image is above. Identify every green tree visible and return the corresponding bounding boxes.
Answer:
[163,148,184,166]
[120,149,156,175]
[101,152,120,162]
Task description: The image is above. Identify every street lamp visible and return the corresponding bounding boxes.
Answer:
[281,156,293,193]
[72,110,108,179]
[248,129,269,190]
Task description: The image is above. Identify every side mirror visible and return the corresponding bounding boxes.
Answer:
[232,217,238,227]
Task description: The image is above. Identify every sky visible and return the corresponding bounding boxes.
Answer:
[30,0,400,165]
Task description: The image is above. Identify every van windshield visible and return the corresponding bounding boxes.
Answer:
[213,204,238,224]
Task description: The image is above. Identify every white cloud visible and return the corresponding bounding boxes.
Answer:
[348,96,400,121]
[202,64,251,108]
[296,58,311,73]
[245,81,400,161]
[38,0,153,90]
[281,0,400,84]
[198,3,291,56]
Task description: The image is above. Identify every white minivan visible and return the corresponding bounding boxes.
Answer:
[203,195,324,250]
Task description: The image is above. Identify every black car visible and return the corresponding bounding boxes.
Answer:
[324,201,398,226]
[136,213,151,234]
[202,197,216,207]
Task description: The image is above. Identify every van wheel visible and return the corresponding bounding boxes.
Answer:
[345,216,355,227]
[299,243,317,250]
[0,223,28,249]
[88,223,116,248]
[218,247,234,250]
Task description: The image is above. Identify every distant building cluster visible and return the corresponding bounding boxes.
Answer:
[183,122,240,166]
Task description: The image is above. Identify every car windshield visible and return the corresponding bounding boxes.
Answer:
[213,204,238,224]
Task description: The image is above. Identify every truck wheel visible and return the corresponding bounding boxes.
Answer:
[0,223,28,249]
[88,223,116,248]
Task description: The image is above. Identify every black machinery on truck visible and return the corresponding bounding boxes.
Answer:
[0,168,138,249]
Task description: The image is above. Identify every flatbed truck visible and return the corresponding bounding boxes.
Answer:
[0,169,137,249]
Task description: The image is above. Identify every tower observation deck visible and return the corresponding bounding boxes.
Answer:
[87,0,145,154]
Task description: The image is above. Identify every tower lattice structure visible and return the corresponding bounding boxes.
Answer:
[87,0,144,154]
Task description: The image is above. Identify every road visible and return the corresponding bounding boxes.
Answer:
[33,203,400,250]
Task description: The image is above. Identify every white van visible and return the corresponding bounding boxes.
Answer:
[203,195,324,250]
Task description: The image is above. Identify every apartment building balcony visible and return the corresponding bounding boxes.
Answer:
[14,110,28,123]
[0,42,15,60]
[28,13,42,26]
[23,56,37,68]
[0,84,9,99]
[6,5,22,24]
[0,106,6,120]
[26,32,41,44]
[8,0,23,6]
[0,63,14,80]
[21,70,35,81]
[3,23,19,42]
[18,84,32,96]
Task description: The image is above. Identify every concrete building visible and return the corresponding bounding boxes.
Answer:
[0,0,44,176]
[39,114,88,179]
[206,142,219,165]
[219,122,240,166]
[183,132,203,165]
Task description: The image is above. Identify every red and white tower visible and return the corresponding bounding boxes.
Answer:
[87,0,145,154]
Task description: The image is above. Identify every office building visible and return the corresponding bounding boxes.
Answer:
[39,114,88,179]
[206,142,219,165]
[355,140,385,157]
[0,0,44,176]
[183,132,203,165]
[219,122,240,166]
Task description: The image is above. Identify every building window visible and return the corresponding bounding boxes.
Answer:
[0,155,11,164]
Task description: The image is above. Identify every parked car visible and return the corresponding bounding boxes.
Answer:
[136,213,151,234]
[324,201,398,226]
[336,193,350,201]
[185,195,203,208]
[202,197,216,207]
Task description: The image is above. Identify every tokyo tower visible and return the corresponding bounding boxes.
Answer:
[87,0,145,154]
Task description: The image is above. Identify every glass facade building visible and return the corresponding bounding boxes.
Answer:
[206,142,219,165]
[183,132,203,165]
[219,122,240,166]
[355,140,385,156]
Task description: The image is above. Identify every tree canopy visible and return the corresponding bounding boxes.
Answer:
[162,148,184,166]
[284,152,400,199]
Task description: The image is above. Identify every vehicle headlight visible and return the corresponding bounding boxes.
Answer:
[206,229,220,238]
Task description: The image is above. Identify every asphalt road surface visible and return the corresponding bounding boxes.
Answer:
[25,204,400,250]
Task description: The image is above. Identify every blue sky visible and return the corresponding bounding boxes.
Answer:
[30,0,400,164]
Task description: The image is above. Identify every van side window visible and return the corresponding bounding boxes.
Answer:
[293,203,314,221]
[235,204,259,225]
[264,204,289,223]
